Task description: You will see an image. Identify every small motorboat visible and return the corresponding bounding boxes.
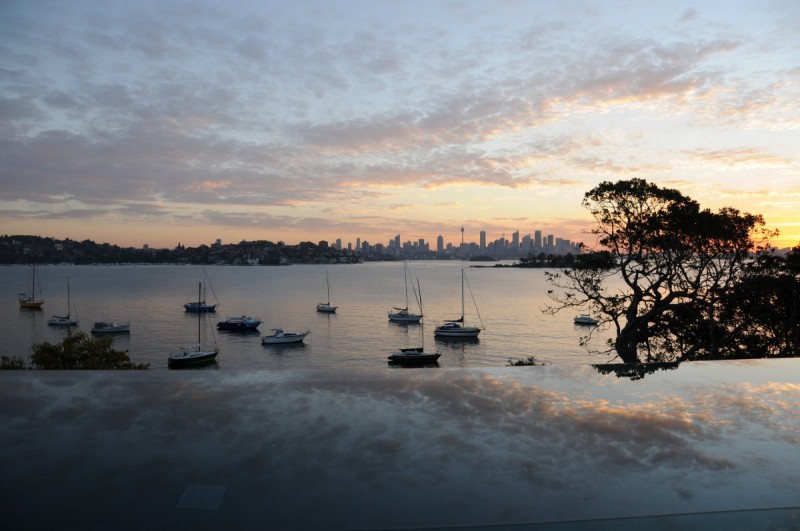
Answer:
[90,321,130,334]
[168,343,219,368]
[217,315,262,331]
[388,347,441,365]
[261,328,310,345]
[574,314,599,326]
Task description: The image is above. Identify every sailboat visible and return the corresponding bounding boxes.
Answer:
[48,277,78,326]
[316,270,338,313]
[388,261,422,323]
[434,269,484,338]
[183,270,217,313]
[169,282,219,368]
[389,280,440,364]
[19,263,44,309]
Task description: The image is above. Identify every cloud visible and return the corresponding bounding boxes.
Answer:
[0,0,797,246]
[684,148,793,167]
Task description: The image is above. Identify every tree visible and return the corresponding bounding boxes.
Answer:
[29,331,150,370]
[545,179,774,363]
[711,246,800,358]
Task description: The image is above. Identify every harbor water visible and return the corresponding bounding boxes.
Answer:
[2,262,616,370]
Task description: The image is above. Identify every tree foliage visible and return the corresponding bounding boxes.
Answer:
[711,246,800,358]
[28,331,149,370]
[546,178,776,364]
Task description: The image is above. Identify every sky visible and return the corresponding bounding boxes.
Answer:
[1,0,798,250]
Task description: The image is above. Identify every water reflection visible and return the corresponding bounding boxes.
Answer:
[1,361,798,529]
[593,361,681,380]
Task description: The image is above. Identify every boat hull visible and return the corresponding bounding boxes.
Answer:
[184,303,217,313]
[217,318,261,331]
[434,326,481,338]
[316,304,337,313]
[168,350,218,368]
[388,348,441,364]
[19,300,44,310]
[388,312,422,323]
[261,331,309,345]
[48,316,78,326]
[91,322,130,334]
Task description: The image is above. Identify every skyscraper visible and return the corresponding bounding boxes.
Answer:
[480,231,486,252]
[534,230,542,250]
[437,235,444,252]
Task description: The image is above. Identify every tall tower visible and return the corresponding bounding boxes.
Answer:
[480,231,486,252]
[437,235,444,252]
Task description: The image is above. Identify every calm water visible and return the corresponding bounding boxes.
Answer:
[2,262,616,370]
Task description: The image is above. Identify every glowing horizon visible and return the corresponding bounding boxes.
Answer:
[1,0,798,250]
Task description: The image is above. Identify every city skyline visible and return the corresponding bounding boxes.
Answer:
[1,1,798,250]
[325,225,581,257]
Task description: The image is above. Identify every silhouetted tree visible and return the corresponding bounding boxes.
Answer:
[710,246,800,358]
[546,179,774,363]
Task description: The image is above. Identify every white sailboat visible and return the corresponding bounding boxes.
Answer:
[48,277,78,327]
[434,269,484,338]
[19,263,44,309]
[169,282,219,368]
[316,270,338,313]
[388,261,422,323]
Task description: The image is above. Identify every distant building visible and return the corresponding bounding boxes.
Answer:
[480,231,486,252]
[437,235,444,252]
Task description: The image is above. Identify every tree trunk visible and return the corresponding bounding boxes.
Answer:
[615,331,641,363]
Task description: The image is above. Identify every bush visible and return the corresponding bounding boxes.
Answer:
[28,331,149,370]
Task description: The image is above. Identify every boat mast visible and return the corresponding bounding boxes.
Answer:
[326,271,331,305]
[461,269,466,324]
[404,261,409,310]
[197,282,202,342]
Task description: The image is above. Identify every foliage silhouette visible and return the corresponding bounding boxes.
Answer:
[546,178,776,363]
[28,331,149,370]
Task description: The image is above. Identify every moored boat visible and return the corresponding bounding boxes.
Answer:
[217,315,262,331]
[168,343,219,368]
[261,328,309,345]
[91,321,130,334]
[48,277,78,327]
[434,269,484,339]
[316,271,338,313]
[184,270,218,313]
[388,261,422,323]
[184,301,217,313]
[169,282,219,368]
[574,314,599,325]
[19,263,44,309]
[388,347,441,364]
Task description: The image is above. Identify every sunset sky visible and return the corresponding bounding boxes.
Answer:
[1,0,798,250]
